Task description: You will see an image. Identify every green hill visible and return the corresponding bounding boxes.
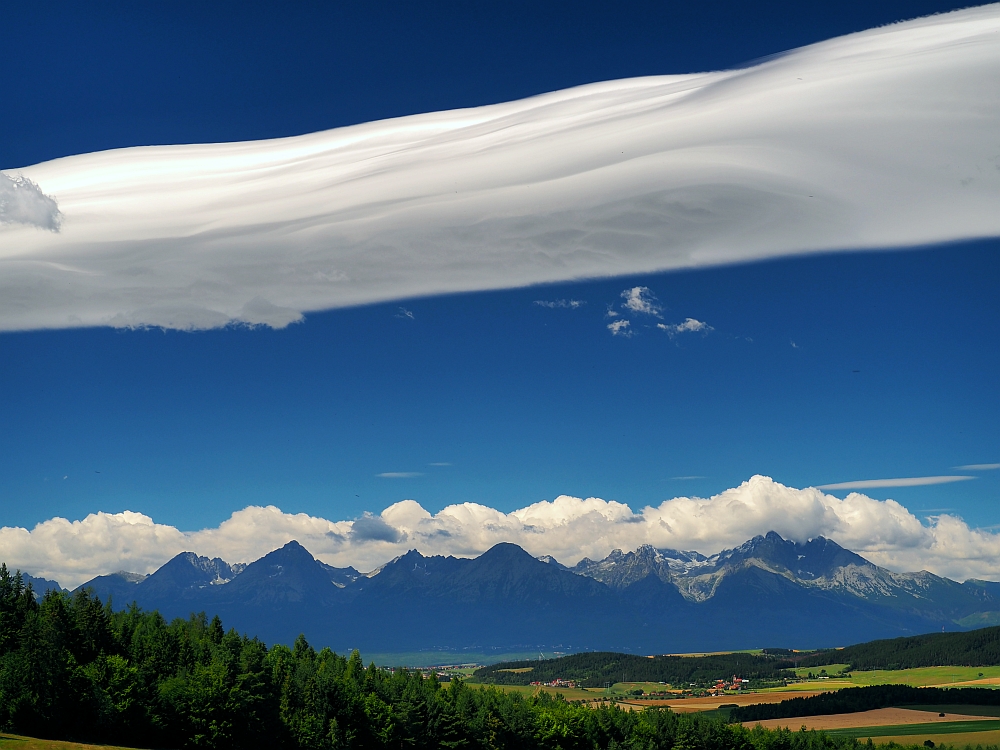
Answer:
[800,626,1000,670]
[473,650,794,687]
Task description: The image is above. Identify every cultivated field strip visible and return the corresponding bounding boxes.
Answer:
[744,708,1000,732]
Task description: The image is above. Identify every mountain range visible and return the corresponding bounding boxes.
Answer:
[18,532,1000,656]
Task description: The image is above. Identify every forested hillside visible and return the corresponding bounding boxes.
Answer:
[0,565,862,750]
[731,684,1000,722]
[800,626,1000,670]
[474,651,794,687]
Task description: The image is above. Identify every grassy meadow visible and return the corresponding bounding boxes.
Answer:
[773,666,1000,692]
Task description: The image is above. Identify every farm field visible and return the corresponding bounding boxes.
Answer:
[620,691,830,712]
[483,684,830,707]
[743,707,1000,732]
[0,735,144,750]
[768,666,1000,692]
[868,729,1000,746]
[480,684,607,702]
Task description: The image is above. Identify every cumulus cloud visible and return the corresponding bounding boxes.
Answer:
[3,5,999,331]
[534,300,585,309]
[350,513,406,544]
[7,476,1000,588]
[607,319,633,337]
[621,287,662,316]
[658,318,713,337]
[0,172,61,231]
[817,476,975,489]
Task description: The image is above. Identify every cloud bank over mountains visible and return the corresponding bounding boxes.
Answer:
[2,5,999,331]
[4,475,1000,589]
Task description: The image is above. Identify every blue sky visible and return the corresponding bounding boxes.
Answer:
[3,242,997,532]
[3,0,974,170]
[2,0,999,582]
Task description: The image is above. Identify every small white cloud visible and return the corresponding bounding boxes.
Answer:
[621,287,661,316]
[0,172,61,231]
[376,472,424,478]
[954,463,1000,471]
[791,340,799,349]
[671,476,706,480]
[816,475,976,490]
[534,299,585,309]
[607,319,633,337]
[658,318,713,337]
[396,307,415,319]
[428,462,452,467]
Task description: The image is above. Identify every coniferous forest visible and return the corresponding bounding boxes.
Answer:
[0,566,883,750]
[799,627,1000,671]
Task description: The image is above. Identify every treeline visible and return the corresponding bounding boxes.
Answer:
[801,627,1000,671]
[474,651,795,687]
[0,565,865,750]
[732,685,1000,723]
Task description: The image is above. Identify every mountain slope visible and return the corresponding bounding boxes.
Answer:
[63,532,1000,654]
[574,532,996,623]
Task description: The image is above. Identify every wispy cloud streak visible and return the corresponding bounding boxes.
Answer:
[816,476,975,489]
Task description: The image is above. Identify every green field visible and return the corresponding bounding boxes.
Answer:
[613,681,673,694]
[479,680,676,700]
[763,666,1000,693]
[847,666,1000,687]
[792,664,852,678]
[476,684,608,701]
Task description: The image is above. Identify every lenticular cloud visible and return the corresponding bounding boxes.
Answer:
[2,6,999,331]
[0,173,61,231]
[4,476,1000,589]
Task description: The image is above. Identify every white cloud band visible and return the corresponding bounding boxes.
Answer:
[3,475,1000,589]
[816,476,975,489]
[2,5,999,331]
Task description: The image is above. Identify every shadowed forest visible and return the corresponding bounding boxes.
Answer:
[0,567,882,750]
